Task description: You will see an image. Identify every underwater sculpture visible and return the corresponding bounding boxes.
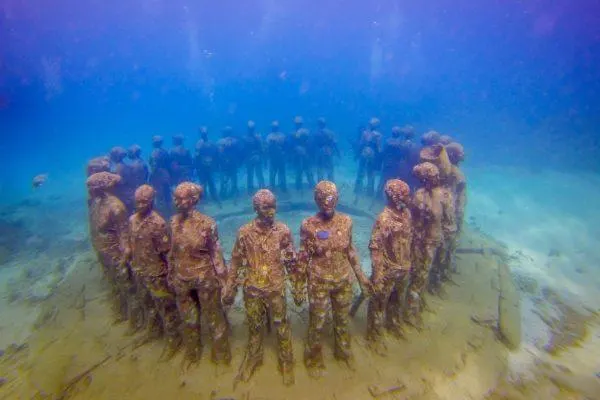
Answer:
[86,156,111,177]
[127,144,149,190]
[194,127,220,204]
[298,181,372,378]
[266,120,288,192]
[407,162,448,326]
[149,135,172,214]
[242,120,266,195]
[169,134,193,185]
[124,185,180,357]
[223,189,302,386]
[290,116,315,191]
[109,146,134,212]
[420,130,441,147]
[87,172,131,321]
[366,179,413,350]
[439,142,466,277]
[354,118,383,196]
[376,126,409,197]
[313,117,340,182]
[169,182,231,365]
[217,126,241,199]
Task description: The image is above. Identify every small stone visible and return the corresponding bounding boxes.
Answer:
[0,377,7,387]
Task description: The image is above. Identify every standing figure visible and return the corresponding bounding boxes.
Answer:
[86,156,110,177]
[124,185,180,357]
[290,116,315,191]
[194,127,220,205]
[398,125,420,188]
[420,130,441,147]
[376,126,409,197]
[217,126,240,199]
[87,172,131,321]
[407,163,447,327]
[127,144,149,189]
[149,135,172,214]
[109,146,134,211]
[314,117,340,182]
[243,120,265,194]
[298,181,371,378]
[169,182,231,365]
[223,189,302,385]
[354,118,383,196]
[366,180,413,351]
[440,142,466,277]
[170,134,193,185]
[266,121,287,192]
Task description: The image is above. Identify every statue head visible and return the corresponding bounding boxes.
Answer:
[314,180,338,219]
[173,182,203,214]
[253,189,277,226]
[134,184,155,215]
[384,179,410,211]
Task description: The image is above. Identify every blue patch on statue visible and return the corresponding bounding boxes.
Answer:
[317,230,330,240]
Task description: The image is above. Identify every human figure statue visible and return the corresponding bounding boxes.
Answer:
[398,125,420,188]
[169,134,193,185]
[223,189,302,386]
[314,117,340,182]
[109,146,134,211]
[87,172,131,321]
[407,162,449,327]
[124,185,180,358]
[420,130,441,147]
[298,181,372,378]
[217,126,240,199]
[266,120,287,192]
[127,144,149,189]
[243,120,265,194]
[149,135,172,215]
[354,118,383,196]
[194,127,220,205]
[290,116,315,191]
[366,179,413,351]
[439,142,466,277]
[376,126,408,198]
[86,156,111,177]
[169,182,231,365]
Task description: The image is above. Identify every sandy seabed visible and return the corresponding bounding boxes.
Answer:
[0,167,599,399]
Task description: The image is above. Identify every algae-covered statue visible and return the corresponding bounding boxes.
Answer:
[313,117,340,182]
[109,146,134,212]
[445,141,467,243]
[366,179,413,351]
[290,115,315,191]
[169,134,193,185]
[298,181,372,378]
[408,162,451,326]
[168,182,231,366]
[242,120,266,194]
[87,172,131,321]
[149,135,172,214]
[354,118,383,196]
[266,120,288,192]
[124,184,180,357]
[86,156,111,177]
[126,144,149,189]
[223,189,302,386]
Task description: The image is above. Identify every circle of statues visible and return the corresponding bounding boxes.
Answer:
[86,117,466,386]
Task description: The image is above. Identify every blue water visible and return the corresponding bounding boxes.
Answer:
[1,0,599,204]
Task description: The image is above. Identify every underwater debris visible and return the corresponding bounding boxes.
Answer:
[367,383,406,398]
[498,262,521,350]
[539,287,591,355]
[32,174,48,189]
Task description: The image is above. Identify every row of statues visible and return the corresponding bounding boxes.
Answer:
[90,117,435,215]
[86,129,466,386]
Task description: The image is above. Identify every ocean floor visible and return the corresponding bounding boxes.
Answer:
[0,164,599,399]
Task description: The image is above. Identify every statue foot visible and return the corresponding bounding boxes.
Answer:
[307,365,325,380]
[160,336,181,361]
[281,367,295,386]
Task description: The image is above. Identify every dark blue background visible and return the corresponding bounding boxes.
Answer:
[1,0,599,198]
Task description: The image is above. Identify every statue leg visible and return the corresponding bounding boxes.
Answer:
[304,281,329,378]
[270,292,294,386]
[331,281,354,369]
[198,286,231,365]
[239,292,266,382]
